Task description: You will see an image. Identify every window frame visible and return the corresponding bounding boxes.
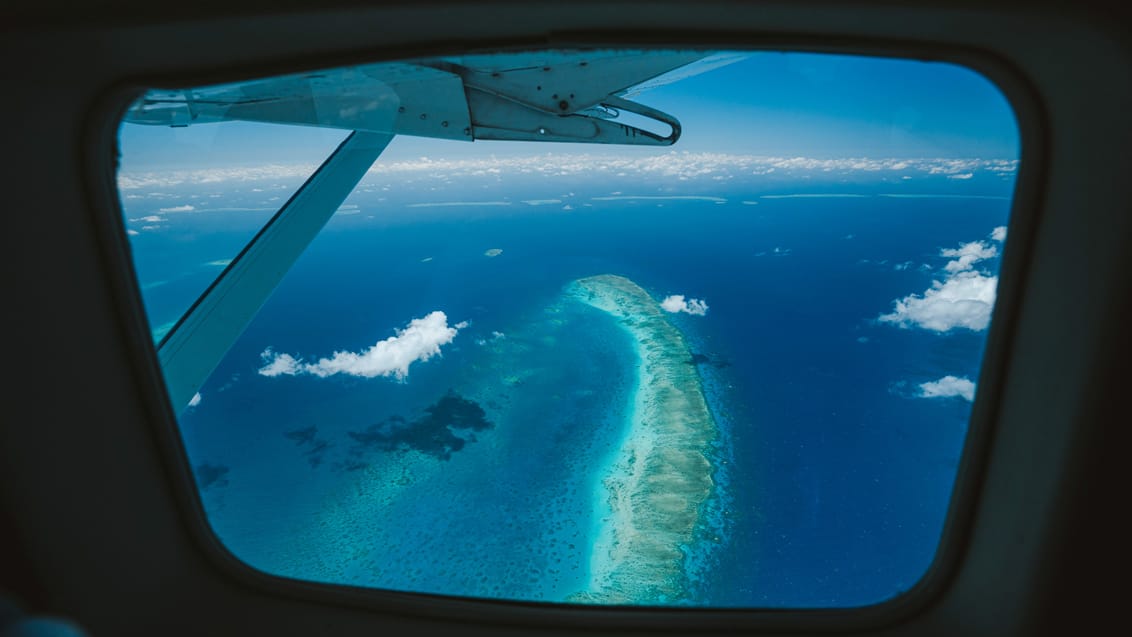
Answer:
[88,36,1045,634]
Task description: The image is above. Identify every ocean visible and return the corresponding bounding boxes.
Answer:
[125,168,1011,607]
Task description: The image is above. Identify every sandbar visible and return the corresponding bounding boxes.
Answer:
[568,274,717,604]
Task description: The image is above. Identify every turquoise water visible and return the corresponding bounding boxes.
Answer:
[181,273,639,601]
[128,173,1011,606]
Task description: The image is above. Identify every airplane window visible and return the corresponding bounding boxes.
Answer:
[116,49,1020,607]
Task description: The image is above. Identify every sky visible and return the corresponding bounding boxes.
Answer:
[118,50,1020,171]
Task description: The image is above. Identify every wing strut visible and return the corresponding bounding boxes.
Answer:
[159,131,393,410]
[132,52,739,411]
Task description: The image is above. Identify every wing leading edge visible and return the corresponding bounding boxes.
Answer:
[125,50,731,145]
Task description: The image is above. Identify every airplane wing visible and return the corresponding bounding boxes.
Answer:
[617,52,748,100]
[125,50,729,145]
[123,50,726,410]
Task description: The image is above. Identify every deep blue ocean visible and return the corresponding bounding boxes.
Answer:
[124,168,1011,607]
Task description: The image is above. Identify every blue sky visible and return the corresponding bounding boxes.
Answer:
[648,52,1019,158]
[118,51,1019,171]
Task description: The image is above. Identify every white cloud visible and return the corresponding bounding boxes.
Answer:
[760,193,867,199]
[157,205,194,213]
[947,173,974,180]
[407,201,511,208]
[879,229,1005,332]
[258,311,464,381]
[661,295,709,316]
[187,392,202,408]
[475,331,506,346]
[756,247,792,257]
[941,240,998,273]
[917,375,976,401]
[126,229,139,236]
[258,349,302,377]
[117,154,1020,190]
[991,226,1007,242]
[592,195,726,203]
[879,270,997,332]
[131,215,165,223]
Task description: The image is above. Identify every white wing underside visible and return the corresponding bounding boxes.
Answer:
[126,49,742,146]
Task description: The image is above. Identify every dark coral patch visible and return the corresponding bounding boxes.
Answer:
[690,352,731,369]
[284,425,317,445]
[348,390,492,461]
[284,425,332,468]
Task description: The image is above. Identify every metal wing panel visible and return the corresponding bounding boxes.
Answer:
[124,50,724,146]
[441,50,708,114]
[617,52,748,99]
[125,63,472,140]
